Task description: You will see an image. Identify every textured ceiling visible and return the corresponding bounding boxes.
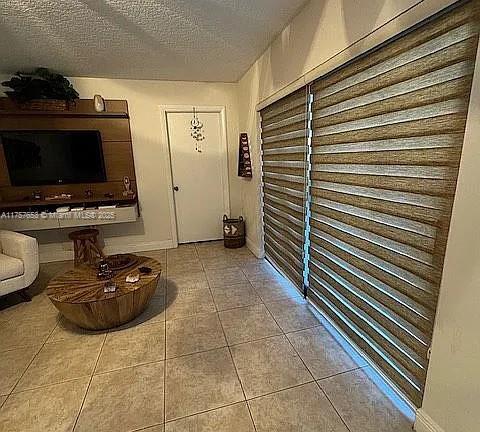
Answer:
[0,0,309,82]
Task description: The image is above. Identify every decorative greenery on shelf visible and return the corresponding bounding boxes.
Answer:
[1,68,79,102]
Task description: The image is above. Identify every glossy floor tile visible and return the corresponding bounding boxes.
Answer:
[47,315,107,343]
[96,322,165,373]
[165,402,255,431]
[0,293,58,322]
[250,278,302,302]
[168,260,204,275]
[0,378,89,432]
[166,244,197,263]
[211,281,262,311]
[241,262,280,282]
[165,287,216,321]
[167,272,210,292]
[248,382,349,432]
[166,312,226,358]
[140,425,164,432]
[0,314,58,351]
[205,267,247,288]
[230,335,312,399]
[195,241,226,259]
[0,346,39,395]
[218,304,282,345]
[165,347,244,421]
[200,254,239,271]
[15,337,104,392]
[287,326,366,379]
[0,243,414,431]
[318,367,414,432]
[75,362,165,432]
[265,297,320,332]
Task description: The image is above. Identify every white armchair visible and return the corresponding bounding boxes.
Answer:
[0,230,39,300]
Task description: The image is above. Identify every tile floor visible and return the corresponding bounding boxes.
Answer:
[0,241,414,432]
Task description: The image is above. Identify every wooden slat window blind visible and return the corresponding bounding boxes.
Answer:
[260,87,310,287]
[308,0,480,407]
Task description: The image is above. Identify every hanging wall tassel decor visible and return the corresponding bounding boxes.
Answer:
[238,133,252,178]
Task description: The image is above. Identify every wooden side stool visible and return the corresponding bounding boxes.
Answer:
[68,228,105,266]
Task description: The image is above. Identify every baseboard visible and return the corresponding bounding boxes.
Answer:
[246,236,264,258]
[39,245,73,263]
[103,240,175,256]
[415,409,444,432]
[39,239,175,263]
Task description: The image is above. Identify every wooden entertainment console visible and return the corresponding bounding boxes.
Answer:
[0,98,139,230]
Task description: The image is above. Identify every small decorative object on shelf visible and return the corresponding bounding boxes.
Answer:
[55,206,70,213]
[123,176,135,197]
[1,68,79,107]
[45,193,73,201]
[85,189,94,198]
[32,191,43,200]
[93,94,105,112]
[238,133,252,178]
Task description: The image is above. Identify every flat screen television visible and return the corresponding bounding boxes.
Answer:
[0,130,107,186]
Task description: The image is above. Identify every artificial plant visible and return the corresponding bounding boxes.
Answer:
[1,68,79,102]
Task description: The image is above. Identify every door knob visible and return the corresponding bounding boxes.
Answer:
[173,186,179,191]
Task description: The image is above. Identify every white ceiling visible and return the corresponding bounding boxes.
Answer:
[0,0,309,82]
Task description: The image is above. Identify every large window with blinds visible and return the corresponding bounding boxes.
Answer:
[260,0,479,408]
[260,88,310,287]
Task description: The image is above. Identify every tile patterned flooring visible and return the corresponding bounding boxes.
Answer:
[0,242,414,431]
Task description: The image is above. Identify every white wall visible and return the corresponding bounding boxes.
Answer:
[237,0,480,430]
[415,42,480,432]
[238,64,264,257]
[1,77,241,261]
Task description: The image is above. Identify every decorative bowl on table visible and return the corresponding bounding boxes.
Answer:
[105,253,139,271]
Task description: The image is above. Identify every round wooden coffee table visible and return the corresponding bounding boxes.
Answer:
[47,256,162,330]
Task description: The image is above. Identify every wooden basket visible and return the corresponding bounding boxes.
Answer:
[223,215,246,249]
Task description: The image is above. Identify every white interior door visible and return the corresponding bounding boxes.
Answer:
[167,110,228,243]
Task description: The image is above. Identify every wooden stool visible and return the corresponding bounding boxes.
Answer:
[68,229,105,266]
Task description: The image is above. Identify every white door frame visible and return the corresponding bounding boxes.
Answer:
[159,105,231,247]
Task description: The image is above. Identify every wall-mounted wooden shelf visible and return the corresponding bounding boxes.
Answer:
[0,98,129,118]
[0,110,128,118]
[0,97,139,219]
[0,195,136,210]
[0,204,139,231]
